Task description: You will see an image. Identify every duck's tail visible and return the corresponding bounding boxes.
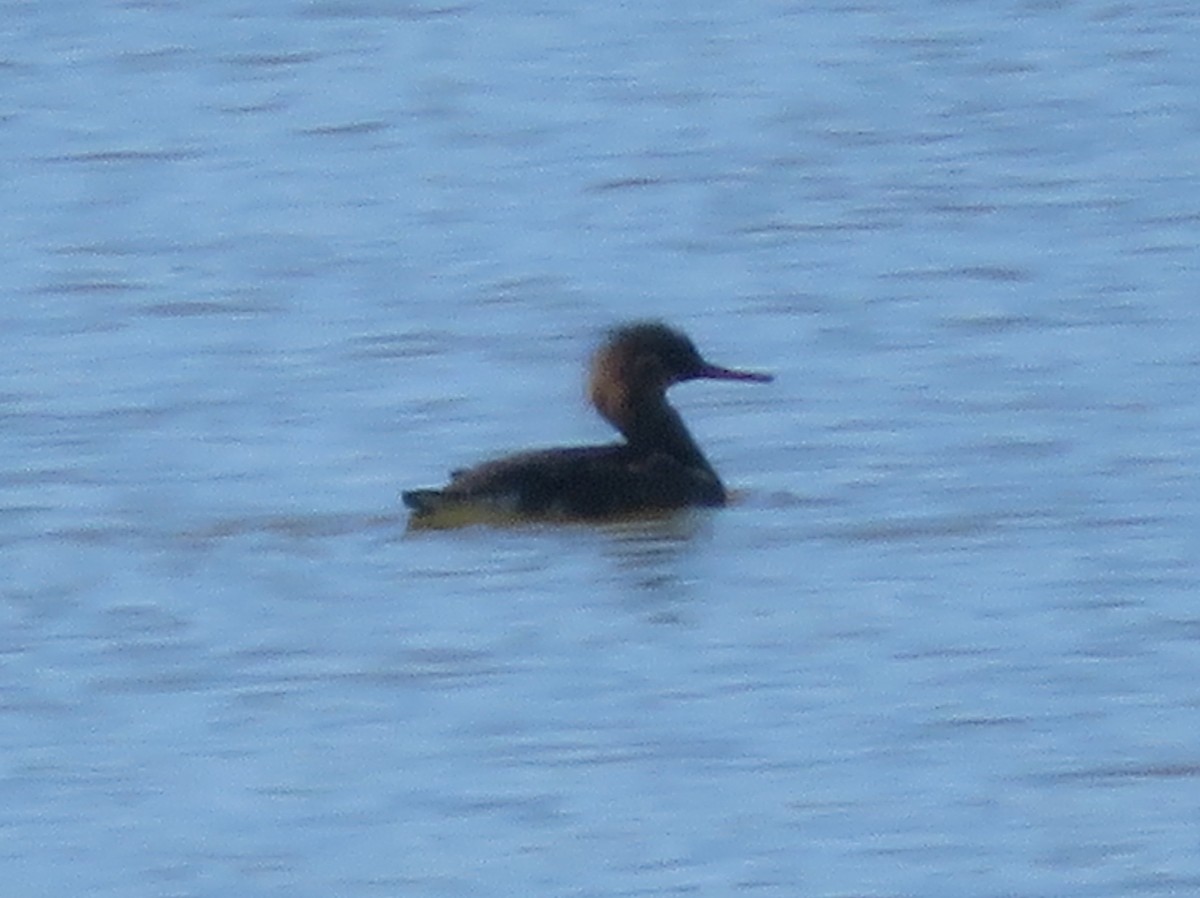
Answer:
[401,488,524,529]
[401,490,438,512]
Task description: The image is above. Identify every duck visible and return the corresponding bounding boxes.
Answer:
[403,321,772,525]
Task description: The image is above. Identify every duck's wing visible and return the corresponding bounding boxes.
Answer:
[404,445,627,525]
[403,444,724,528]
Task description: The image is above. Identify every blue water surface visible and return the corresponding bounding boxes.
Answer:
[4,2,1200,896]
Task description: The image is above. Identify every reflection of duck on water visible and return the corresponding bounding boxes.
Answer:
[403,321,773,526]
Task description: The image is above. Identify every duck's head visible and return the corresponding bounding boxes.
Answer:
[588,321,772,429]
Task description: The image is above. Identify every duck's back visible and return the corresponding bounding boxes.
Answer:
[403,444,726,525]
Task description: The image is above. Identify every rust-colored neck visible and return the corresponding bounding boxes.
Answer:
[589,355,717,478]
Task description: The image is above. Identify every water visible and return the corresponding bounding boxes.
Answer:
[4,1,1200,895]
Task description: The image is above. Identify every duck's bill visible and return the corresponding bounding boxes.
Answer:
[694,362,774,383]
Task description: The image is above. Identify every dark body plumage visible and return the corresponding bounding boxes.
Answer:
[403,322,771,526]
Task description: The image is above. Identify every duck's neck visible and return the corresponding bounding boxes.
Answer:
[619,396,718,476]
[591,374,721,480]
